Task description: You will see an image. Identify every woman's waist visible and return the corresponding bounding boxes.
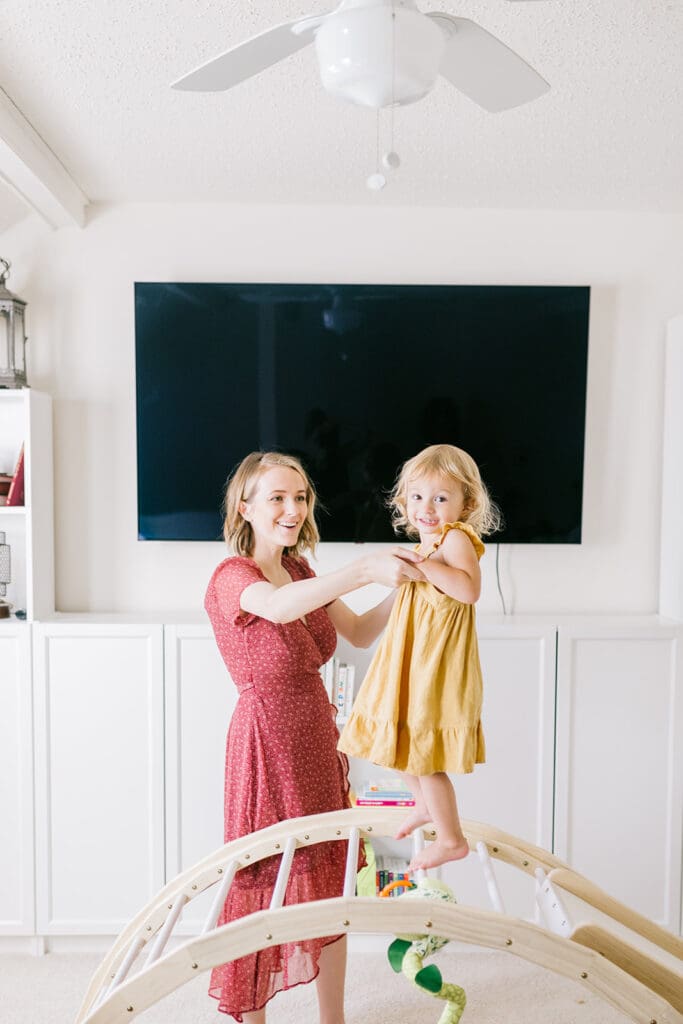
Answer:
[234,672,326,697]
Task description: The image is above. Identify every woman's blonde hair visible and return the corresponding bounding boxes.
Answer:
[390,443,502,539]
[222,451,320,557]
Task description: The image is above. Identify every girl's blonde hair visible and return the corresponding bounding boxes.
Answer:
[222,451,320,557]
[390,443,501,539]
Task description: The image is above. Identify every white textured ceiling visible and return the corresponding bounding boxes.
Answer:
[1,0,682,220]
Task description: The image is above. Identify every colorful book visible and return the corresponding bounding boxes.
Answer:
[341,663,355,719]
[322,656,338,702]
[358,794,417,802]
[361,779,414,800]
[6,445,24,506]
[361,788,414,798]
[336,663,347,717]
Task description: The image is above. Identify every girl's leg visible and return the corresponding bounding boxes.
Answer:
[409,772,469,870]
[315,936,347,1024]
[394,774,431,839]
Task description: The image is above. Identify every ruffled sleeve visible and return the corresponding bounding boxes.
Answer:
[438,521,485,560]
[205,557,264,626]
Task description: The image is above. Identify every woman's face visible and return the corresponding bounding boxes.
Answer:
[240,465,309,551]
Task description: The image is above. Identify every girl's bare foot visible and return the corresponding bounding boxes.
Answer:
[395,809,431,840]
[409,837,470,871]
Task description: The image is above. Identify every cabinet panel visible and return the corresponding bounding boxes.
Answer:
[555,627,683,932]
[33,623,164,934]
[440,626,557,919]
[164,625,238,934]
[0,623,33,934]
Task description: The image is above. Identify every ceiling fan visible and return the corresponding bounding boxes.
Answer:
[172,0,550,113]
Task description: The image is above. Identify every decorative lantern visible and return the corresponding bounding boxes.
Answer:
[0,258,28,388]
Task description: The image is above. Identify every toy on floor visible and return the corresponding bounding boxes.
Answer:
[383,877,467,1024]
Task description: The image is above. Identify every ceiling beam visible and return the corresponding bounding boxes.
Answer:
[0,88,89,229]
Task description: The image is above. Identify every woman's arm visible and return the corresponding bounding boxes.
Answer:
[239,549,423,624]
[419,529,481,603]
[326,590,398,648]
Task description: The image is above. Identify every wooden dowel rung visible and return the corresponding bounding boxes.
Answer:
[535,868,572,937]
[343,827,360,898]
[411,828,426,883]
[270,837,298,910]
[95,934,145,1008]
[144,895,188,967]
[202,859,240,936]
[477,840,506,914]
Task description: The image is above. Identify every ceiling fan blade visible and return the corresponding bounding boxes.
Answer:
[171,17,325,92]
[427,14,549,112]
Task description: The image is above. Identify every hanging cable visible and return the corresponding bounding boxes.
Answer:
[495,543,508,615]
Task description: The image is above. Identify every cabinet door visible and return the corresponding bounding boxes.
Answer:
[164,625,238,934]
[440,626,557,919]
[555,625,683,932]
[33,623,164,934]
[0,623,33,934]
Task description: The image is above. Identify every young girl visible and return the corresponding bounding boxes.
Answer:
[338,443,501,871]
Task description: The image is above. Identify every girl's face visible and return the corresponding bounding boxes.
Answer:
[405,473,466,540]
[240,465,309,552]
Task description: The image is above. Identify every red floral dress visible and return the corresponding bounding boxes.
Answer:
[205,555,355,1021]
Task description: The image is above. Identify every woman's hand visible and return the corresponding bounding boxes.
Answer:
[362,548,425,588]
[328,549,424,646]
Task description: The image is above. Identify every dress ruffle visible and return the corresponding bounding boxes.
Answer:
[209,853,346,1021]
[339,710,485,776]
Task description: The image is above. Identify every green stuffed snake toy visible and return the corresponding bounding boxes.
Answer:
[385,878,466,1024]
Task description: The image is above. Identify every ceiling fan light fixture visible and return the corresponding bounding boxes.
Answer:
[315,1,445,109]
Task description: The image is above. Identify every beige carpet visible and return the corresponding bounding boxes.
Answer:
[0,950,632,1024]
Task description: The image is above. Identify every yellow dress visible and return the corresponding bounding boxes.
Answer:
[337,521,486,776]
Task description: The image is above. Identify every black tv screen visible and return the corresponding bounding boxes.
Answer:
[135,283,590,544]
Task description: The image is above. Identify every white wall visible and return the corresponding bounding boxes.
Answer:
[2,203,682,616]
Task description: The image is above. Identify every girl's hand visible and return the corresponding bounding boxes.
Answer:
[363,548,424,588]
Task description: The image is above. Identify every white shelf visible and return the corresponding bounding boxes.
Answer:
[0,388,53,620]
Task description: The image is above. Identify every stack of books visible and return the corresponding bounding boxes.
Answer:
[356,777,415,807]
[375,854,411,896]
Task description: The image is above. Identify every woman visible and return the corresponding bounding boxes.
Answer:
[206,451,423,1024]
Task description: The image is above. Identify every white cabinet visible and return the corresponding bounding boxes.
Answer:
[32,622,165,934]
[0,388,53,621]
[4,614,679,942]
[0,621,33,934]
[164,624,238,934]
[555,621,683,933]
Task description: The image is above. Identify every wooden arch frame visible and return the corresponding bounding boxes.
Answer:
[77,810,683,1024]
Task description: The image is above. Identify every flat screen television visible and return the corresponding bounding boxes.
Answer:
[135,283,590,544]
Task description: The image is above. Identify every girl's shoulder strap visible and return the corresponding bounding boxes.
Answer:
[431,521,485,560]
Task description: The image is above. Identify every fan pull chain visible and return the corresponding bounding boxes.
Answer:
[366,5,400,190]
[366,108,386,190]
[384,5,401,173]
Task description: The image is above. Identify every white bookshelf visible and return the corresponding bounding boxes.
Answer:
[0,388,53,620]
